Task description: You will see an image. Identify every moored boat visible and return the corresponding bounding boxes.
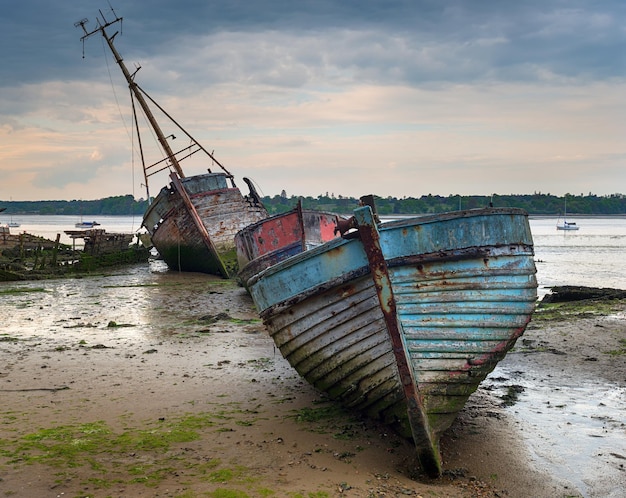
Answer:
[556,220,579,231]
[556,197,579,231]
[244,198,537,477]
[77,9,267,277]
[8,213,20,228]
[75,221,100,229]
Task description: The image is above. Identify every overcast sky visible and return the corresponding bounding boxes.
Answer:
[1,0,624,201]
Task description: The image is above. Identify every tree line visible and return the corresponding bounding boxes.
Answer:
[2,192,625,216]
[1,195,147,216]
[264,192,626,216]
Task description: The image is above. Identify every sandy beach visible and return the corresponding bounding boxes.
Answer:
[1,267,625,497]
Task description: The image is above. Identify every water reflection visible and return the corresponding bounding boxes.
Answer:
[1,263,222,340]
[487,365,626,497]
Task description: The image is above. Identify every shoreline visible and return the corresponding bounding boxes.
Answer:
[1,275,625,497]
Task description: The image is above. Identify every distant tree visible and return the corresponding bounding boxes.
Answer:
[4,192,625,216]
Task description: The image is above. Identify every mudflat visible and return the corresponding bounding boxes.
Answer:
[1,267,624,497]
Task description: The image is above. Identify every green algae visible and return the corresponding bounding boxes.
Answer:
[534,299,625,322]
[606,338,626,356]
[0,411,253,491]
[290,403,364,441]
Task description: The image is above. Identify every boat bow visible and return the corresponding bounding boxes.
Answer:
[354,205,441,476]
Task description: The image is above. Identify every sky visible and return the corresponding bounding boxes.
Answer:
[1,0,624,201]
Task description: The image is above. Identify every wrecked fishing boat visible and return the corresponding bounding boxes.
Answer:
[77,10,267,277]
[1,226,148,281]
[235,201,344,288]
[244,196,537,477]
[1,225,62,253]
[64,228,136,255]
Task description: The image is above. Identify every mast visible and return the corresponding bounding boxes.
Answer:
[76,10,185,179]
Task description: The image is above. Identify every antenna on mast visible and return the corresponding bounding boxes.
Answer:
[74,18,89,58]
[75,8,124,56]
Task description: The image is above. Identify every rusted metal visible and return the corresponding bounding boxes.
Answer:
[296,200,306,252]
[335,216,357,236]
[354,206,441,477]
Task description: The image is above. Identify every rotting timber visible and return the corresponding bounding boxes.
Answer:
[0,226,148,281]
[76,9,268,277]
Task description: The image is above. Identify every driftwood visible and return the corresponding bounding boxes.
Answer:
[542,285,626,303]
[0,386,69,392]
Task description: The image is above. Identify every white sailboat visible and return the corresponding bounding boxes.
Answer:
[556,198,579,231]
[6,200,20,227]
[8,212,20,228]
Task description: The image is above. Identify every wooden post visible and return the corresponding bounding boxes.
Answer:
[51,234,61,267]
[33,245,40,270]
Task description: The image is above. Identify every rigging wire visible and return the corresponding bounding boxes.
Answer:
[100,35,134,147]
[100,36,138,233]
[247,176,266,198]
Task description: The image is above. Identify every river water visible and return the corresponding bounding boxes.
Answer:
[3,213,625,294]
[529,216,626,298]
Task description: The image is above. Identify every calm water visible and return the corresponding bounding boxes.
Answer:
[3,214,625,294]
[530,216,626,297]
[0,214,144,248]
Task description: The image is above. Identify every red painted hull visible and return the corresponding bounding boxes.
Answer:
[235,206,343,287]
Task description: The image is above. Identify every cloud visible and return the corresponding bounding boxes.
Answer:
[0,1,625,200]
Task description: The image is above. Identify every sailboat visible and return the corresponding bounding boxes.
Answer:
[76,9,268,277]
[556,197,579,231]
[5,201,20,227]
[75,220,100,229]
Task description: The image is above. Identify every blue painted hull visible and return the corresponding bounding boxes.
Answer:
[246,207,537,476]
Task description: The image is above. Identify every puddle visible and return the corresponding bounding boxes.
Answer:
[0,260,256,343]
[486,366,626,497]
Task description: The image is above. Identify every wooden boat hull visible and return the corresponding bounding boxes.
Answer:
[235,206,342,287]
[246,207,537,476]
[143,172,267,276]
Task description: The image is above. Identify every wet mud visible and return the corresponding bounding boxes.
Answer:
[1,263,624,497]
